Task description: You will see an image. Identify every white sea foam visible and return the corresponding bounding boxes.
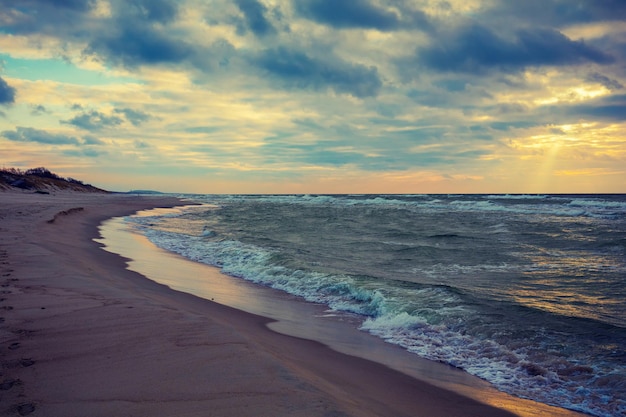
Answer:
[187,193,625,220]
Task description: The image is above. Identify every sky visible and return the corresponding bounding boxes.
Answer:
[1,0,625,194]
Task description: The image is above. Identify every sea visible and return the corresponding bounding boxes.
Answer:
[126,194,625,417]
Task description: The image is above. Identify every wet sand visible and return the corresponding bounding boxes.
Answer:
[0,191,584,416]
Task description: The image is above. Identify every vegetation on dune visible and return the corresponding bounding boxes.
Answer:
[0,167,108,193]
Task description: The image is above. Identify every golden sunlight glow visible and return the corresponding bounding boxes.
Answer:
[493,70,611,109]
[499,120,626,192]
[562,21,626,40]
[90,0,112,18]
[554,168,624,177]
[571,87,608,100]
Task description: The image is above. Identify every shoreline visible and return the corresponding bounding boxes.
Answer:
[0,191,582,416]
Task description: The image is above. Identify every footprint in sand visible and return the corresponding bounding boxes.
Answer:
[20,358,35,367]
[0,378,19,390]
[17,403,36,416]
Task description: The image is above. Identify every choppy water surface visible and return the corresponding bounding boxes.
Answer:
[130,194,626,416]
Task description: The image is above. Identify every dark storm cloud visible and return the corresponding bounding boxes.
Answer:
[564,94,626,121]
[294,0,433,32]
[44,0,95,11]
[234,0,276,36]
[86,23,196,68]
[62,110,124,131]
[0,0,97,35]
[2,0,177,34]
[85,0,236,72]
[2,0,200,70]
[415,24,614,74]
[2,127,80,145]
[252,47,382,97]
[295,0,400,31]
[0,76,16,105]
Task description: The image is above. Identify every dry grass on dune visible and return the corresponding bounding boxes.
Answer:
[0,167,107,193]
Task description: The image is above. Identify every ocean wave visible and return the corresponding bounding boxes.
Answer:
[183,193,626,220]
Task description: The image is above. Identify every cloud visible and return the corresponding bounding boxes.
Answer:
[252,46,382,97]
[1,0,178,37]
[0,0,97,36]
[414,24,614,74]
[83,134,105,145]
[484,0,626,27]
[564,94,626,121]
[586,72,624,90]
[124,0,179,24]
[1,0,207,77]
[2,127,80,144]
[0,76,16,104]
[86,23,196,68]
[30,104,48,115]
[113,108,152,126]
[63,148,107,158]
[62,107,152,131]
[62,110,124,131]
[184,126,222,134]
[234,0,276,36]
[283,140,490,172]
[135,140,151,149]
[82,2,235,73]
[40,0,95,12]
[295,0,433,32]
[72,0,208,71]
[295,0,400,31]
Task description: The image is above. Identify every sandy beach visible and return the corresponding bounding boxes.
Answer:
[0,191,582,417]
